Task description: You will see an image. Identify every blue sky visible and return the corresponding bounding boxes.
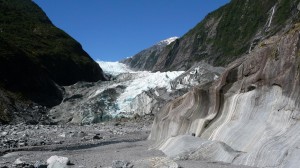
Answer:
[33,0,229,61]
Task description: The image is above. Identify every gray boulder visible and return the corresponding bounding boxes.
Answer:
[47,155,70,168]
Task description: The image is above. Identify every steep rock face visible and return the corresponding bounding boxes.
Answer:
[124,0,300,72]
[149,26,300,167]
[121,37,178,71]
[0,0,105,123]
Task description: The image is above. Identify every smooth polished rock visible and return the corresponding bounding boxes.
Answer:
[150,28,300,168]
[160,135,239,163]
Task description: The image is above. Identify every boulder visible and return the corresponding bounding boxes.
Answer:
[0,131,8,137]
[13,158,25,166]
[93,135,103,140]
[47,155,70,168]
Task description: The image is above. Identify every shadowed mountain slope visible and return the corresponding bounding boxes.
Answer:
[0,0,106,123]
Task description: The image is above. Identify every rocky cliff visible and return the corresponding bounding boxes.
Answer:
[123,0,300,72]
[121,37,178,71]
[149,24,300,168]
[0,0,105,124]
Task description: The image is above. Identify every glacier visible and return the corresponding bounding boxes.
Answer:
[49,61,223,124]
[96,61,134,76]
[96,61,184,117]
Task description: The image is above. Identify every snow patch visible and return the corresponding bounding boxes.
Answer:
[97,61,133,76]
[157,37,179,46]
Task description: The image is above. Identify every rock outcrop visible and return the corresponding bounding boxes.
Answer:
[159,135,240,163]
[149,25,300,168]
[0,0,105,123]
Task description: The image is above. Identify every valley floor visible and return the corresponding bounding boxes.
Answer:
[0,140,255,168]
[0,118,255,168]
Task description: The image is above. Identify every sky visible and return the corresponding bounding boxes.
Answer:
[33,0,230,62]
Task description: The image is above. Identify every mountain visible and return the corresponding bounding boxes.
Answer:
[121,37,178,71]
[1,0,300,167]
[0,0,105,123]
[123,0,300,72]
[149,1,300,167]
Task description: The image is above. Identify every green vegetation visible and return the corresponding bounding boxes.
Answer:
[179,0,300,67]
[213,0,275,65]
[0,0,102,86]
[271,47,280,60]
[0,0,104,122]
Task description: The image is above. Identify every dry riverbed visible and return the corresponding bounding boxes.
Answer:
[0,117,254,168]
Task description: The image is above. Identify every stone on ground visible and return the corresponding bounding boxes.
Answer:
[47,155,70,168]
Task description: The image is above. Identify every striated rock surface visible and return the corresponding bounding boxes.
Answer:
[150,26,300,167]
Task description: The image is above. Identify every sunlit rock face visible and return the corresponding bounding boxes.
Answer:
[149,28,300,167]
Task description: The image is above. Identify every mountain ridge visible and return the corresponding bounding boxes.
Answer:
[122,0,300,72]
[120,37,178,71]
[0,0,106,123]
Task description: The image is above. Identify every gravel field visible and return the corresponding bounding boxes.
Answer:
[0,118,256,168]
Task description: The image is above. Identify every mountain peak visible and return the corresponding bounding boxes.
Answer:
[156,37,179,46]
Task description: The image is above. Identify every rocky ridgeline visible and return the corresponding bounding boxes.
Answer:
[121,37,179,71]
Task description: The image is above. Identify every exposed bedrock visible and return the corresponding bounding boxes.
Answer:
[159,135,240,163]
[149,27,300,167]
